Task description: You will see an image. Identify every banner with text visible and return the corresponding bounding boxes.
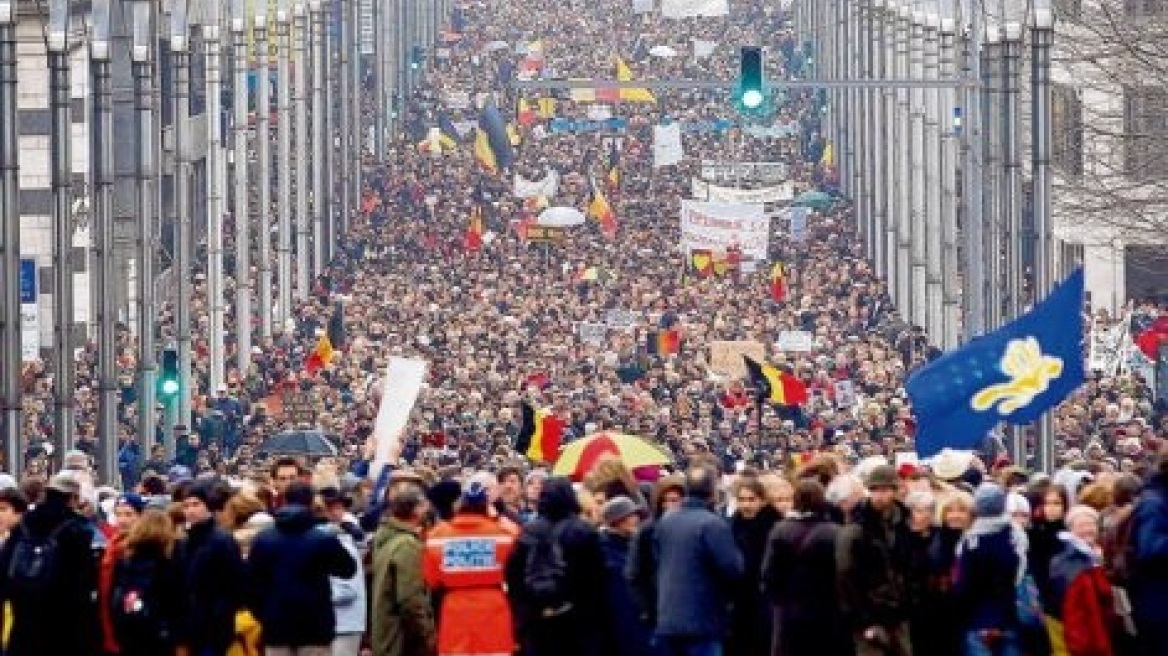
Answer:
[691,178,794,204]
[680,201,770,260]
[699,161,790,185]
[661,0,729,18]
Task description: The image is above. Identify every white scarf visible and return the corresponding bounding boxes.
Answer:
[959,516,1030,583]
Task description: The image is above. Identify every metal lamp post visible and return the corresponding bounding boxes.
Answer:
[1031,0,1056,473]
[231,0,253,377]
[132,0,157,457]
[48,0,74,456]
[91,0,119,483]
[293,0,310,300]
[206,0,227,393]
[0,0,19,470]
[255,0,274,340]
[170,0,193,447]
[310,0,327,275]
[276,0,292,329]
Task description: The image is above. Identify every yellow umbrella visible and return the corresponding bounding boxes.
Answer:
[552,431,673,481]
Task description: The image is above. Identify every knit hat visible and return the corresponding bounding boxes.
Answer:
[116,493,147,514]
[47,472,81,497]
[974,482,1007,518]
[462,481,490,505]
[601,496,640,527]
[865,464,899,490]
[1006,492,1030,518]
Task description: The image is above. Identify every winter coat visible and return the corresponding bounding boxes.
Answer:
[0,496,99,656]
[1030,519,1066,613]
[370,517,437,656]
[652,498,744,639]
[110,542,186,656]
[762,512,849,656]
[1048,537,1115,656]
[952,520,1022,632]
[626,518,660,625]
[331,528,368,636]
[908,527,963,656]
[505,514,607,656]
[835,499,915,632]
[729,506,780,656]
[246,504,358,647]
[179,517,244,653]
[598,529,654,656]
[1129,472,1168,648]
[424,512,516,656]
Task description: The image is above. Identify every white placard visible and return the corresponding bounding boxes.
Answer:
[834,379,858,409]
[513,170,559,198]
[653,123,685,167]
[700,161,790,185]
[632,0,653,13]
[789,206,809,242]
[661,0,729,18]
[691,178,793,203]
[578,322,609,344]
[692,38,718,59]
[605,309,639,329]
[776,330,816,352]
[370,357,429,479]
[680,200,770,260]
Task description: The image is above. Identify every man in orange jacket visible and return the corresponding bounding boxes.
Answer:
[423,477,516,656]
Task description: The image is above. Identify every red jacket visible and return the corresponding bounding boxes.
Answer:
[1051,543,1116,656]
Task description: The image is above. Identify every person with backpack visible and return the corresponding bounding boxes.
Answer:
[98,493,146,655]
[504,477,608,656]
[246,481,358,655]
[423,479,516,656]
[0,472,99,656]
[108,508,185,656]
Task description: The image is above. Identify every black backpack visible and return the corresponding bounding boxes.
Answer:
[6,519,75,597]
[109,555,173,647]
[523,520,571,616]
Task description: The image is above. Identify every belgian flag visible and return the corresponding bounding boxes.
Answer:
[770,262,787,302]
[742,355,809,406]
[514,402,563,463]
[646,328,682,356]
[586,177,618,238]
[476,100,516,174]
[304,334,335,376]
[464,205,484,252]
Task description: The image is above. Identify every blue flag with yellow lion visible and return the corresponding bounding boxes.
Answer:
[907,268,1085,458]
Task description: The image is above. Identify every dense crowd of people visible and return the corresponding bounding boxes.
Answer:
[2,0,1168,653]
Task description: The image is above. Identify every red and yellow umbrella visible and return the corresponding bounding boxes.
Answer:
[552,431,673,481]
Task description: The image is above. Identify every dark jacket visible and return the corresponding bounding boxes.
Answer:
[598,529,654,656]
[370,517,437,656]
[762,512,849,656]
[626,517,660,625]
[908,526,963,656]
[729,506,780,656]
[952,522,1021,632]
[247,504,358,647]
[111,542,186,656]
[835,499,915,631]
[653,498,744,639]
[506,480,607,656]
[0,494,98,656]
[179,516,245,653]
[1130,473,1168,630]
[1028,518,1065,613]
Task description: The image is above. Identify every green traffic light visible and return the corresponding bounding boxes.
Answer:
[160,378,179,396]
[742,89,764,109]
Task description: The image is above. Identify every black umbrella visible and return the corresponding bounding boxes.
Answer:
[257,429,339,457]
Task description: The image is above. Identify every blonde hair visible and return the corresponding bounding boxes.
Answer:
[125,508,177,559]
[222,492,267,530]
[936,489,974,525]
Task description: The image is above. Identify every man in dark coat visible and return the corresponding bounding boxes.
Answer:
[652,464,744,656]
[763,479,849,656]
[597,496,656,656]
[506,476,607,656]
[247,481,358,651]
[1130,453,1168,656]
[179,477,246,656]
[836,464,915,656]
[0,473,98,656]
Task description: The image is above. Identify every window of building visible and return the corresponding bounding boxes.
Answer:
[1052,84,1084,177]
[1125,0,1168,17]
[1124,86,1168,179]
[1057,0,1082,20]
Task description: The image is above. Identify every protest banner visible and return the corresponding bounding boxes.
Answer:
[680,200,770,260]
[709,340,766,379]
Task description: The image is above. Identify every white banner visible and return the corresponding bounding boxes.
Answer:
[653,123,684,167]
[632,0,653,13]
[776,330,816,352]
[513,170,559,198]
[370,357,429,479]
[680,201,770,260]
[1087,317,1129,377]
[661,0,728,18]
[578,322,609,344]
[692,38,718,59]
[691,178,794,204]
[700,161,790,185]
[789,206,809,242]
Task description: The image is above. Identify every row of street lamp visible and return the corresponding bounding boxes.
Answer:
[0,0,441,482]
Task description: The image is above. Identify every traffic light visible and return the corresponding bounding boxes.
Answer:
[737,46,765,110]
[159,348,179,398]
